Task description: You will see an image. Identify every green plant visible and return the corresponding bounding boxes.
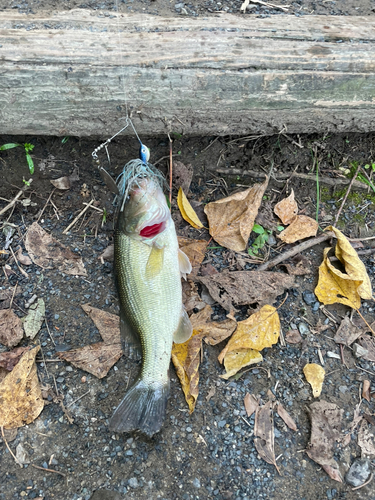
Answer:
[61,136,69,144]
[102,207,107,226]
[0,142,35,174]
[248,224,271,256]
[349,161,375,194]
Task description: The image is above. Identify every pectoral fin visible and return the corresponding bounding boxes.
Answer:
[120,309,142,360]
[145,245,164,279]
[178,248,192,280]
[173,308,193,344]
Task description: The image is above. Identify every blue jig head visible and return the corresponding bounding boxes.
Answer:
[139,143,150,164]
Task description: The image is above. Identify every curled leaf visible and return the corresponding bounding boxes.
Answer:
[177,187,204,229]
[303,363,325,397]
[274,189,298,225]
[220,349,263,379]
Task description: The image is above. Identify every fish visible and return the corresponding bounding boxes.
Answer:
[109,161,192,436]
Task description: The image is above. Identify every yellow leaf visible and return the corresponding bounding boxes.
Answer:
[274,189,298,225]
[171,330,205,413]
[177,187,204,229]
[220,349,263,379]
[218,305,280,363]
[315,247,362,309]
[204,177,269,252]
[327,226,372,300]
[303,363,325,397]
[278,215,318,244]
[0,346,44,429]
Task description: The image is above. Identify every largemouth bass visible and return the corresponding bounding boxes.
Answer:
[109,163,192,436]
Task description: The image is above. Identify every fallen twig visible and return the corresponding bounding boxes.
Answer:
[333,164,361,227]
[31,463,66,477]
[209,168,370,190]
[0,179,33,217]
[63,199,94,234]
[9,246,28,279]
[36,188,56,224]
[257,232,334,271]
[66,390,90,408]
[1,426,22,468]
[352,473,373,491]
[240,0,289,12]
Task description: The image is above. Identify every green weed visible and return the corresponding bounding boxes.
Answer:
[0,142,35,174]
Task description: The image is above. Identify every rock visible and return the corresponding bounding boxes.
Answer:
[302,291,316,306]
[15,444,30,465]
[298,322,309,335]
[128,477,139,489]
[345,459,371,487]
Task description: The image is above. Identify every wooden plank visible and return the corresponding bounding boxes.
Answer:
[1,11,375,136]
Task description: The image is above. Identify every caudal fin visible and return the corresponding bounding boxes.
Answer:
[109,378,170,437]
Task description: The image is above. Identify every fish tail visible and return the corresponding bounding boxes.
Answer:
[109,378,170,437]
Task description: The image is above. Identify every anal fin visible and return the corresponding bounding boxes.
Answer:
[120,308,142,360]
[173,308,193,344]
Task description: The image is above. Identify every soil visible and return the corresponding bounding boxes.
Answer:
[1,131,375,500]
[1,0,375,499]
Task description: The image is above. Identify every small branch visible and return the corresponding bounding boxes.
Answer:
[1,426,23,468]
[333,164,361,227]
[258,232,334,271]
[36,187,56,224]
[31,463,66,477]
[63,199,94,234]
[66,390,90,408]
[0,179,33,217]
[352,473,373,491]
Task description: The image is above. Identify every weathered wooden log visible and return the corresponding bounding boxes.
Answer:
[1,11,375,137]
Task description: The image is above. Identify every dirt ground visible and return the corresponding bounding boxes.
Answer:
[1,0,375,498]
[1,130,375,500]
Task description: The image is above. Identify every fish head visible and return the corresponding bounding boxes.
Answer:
[122,177,170,240]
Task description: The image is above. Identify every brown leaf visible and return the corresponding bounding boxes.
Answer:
[255,201,279,232]
[363,380,371,402]
[358,419,375,457]
[171,330,205,413]
[277,403,297,431]
[98,244,114,262]
[57,343,122,379]
[244,393,259,417]
[285,329,302,344]
[278,215,318,244]
[0,309,24,348]
[50,176,71,190]
[189,305,236,346]
[200,263,218,276]
[334,316,362,346]
[172,161,193,193]
[81,304,121,346]
[306,400,343,482]
[0,346,44,429]
[358,335,375,362]
[254,401,280,473]
[204,178,269,252]
[178,238,207,277]
[0,347,31,371]
[274,189,298,225]
[182,280,206,313]
[198,271,294,312]
[25,222,87,276]
[16,248,32,266]
[281,261,311,276]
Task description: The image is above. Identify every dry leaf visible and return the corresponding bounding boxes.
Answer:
[315,248,362,309]
[307,400,343,482]
[50,176,71,190]
[0,347,31,371]
[189,305,236,346]
[81,304,121,346]
[282,261,311,276]
[219,305,280,363]
[16,248,32,266]
[99,244,114,262]
[182,280,206,313]
[172,161,193,193]
[25,222,87,276]
[171,330,205,413]
[198,271,294,312]
[178,238,207,277]
[57,343,122,379]
[220,349,263,380]
[363,380,371,402]
[285,329,302,344]
[278,215,318,244]
[244,393,259,417]
[328,226,372,300]
[0,346,44,429]
[204,178,268,252]
[58,306,122,378]
[23,298,45,340]
[274,190,298,225]
[334,316,362,346]
[254,401,280,473]
[0,309,24,348]
[177,188,204,229]
[303,363,325,397]
[358,419,375,457]
[277,403,297,431]
[358,335,375,362]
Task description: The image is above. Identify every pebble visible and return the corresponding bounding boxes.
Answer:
[302,291,316,305]
[193,478,201,488]
[128,477,139,488]
[345,458,371,487]
[298,322,309,335]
